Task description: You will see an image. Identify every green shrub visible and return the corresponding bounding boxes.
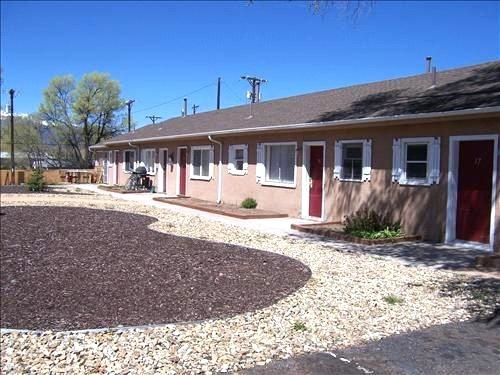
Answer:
[344,208,400,233]
[348,228,403,239]
[241,198,257,209]
[293,321,307,332]
[27,169,45,192]
[384,295,404,305]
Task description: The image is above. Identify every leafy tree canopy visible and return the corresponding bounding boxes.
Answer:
[39,72,125,168]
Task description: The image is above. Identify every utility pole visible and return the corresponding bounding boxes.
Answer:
[125,99,135,132]
[216,77,221,110]
[146,115,162,124]
[241,75,267,103]
[192,104,199,115]
[9,89,15,184]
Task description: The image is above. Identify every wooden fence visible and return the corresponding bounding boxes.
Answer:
[0,169,97,186]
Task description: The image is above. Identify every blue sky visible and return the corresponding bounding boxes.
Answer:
[1,1,499,128]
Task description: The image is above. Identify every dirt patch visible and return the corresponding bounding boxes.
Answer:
[0,206,310,331]
[154,197,288,219]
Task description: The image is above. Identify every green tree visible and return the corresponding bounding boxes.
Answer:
[0,115,48,169]
[39,72,125,168]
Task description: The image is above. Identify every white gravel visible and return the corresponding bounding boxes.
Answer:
[1,192,497,374]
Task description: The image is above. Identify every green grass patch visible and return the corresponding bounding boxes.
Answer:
[293,321,307,332]
[384,295,404,305]
[471,291,488,301]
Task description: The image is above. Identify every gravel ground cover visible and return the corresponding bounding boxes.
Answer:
[1,206,310,330]
[1,192,498,374]
[0,185,93,195]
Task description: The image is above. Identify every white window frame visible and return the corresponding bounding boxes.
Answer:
[141,148,156,175]
[392,137,440,186]
[228,144,248,176]
[122,149,136,173]
[190,145,213,181]
[334,139,372,182]
[261,142,297,188]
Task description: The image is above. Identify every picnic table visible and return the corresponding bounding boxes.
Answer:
[64,169,95,183]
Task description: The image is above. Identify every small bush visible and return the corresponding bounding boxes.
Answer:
[344,208,400,233]
[27,169,45,192]
[348,228,403,239]
[293,321,307,332]
[241,198,257,209]
[384,295,404,305]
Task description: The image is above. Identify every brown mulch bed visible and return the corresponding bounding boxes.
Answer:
[98,185,150,194]
[154,197,288,219]
[0,206,310,331]
[0,185,94,196]
[291,222,421,245]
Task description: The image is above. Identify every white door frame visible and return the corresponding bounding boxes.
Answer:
[176,146,188,195]
[301,141,326,221]
[112,150,119,185]
[445,134,498,251]
[157,148,168,193]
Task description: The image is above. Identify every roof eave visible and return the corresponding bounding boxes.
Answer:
[91,106,500,149]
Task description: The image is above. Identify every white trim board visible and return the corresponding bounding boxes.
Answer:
[157,148,168,193]
[301,141,326,221]
[445,134,498,252]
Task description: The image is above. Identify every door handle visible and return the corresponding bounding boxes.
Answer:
[309,178,313,189]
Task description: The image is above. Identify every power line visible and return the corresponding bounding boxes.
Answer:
[132,82,217,115]
[221,80,244,104]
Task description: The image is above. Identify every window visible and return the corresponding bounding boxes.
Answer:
[392,137,440,185]
[342,143,363,180]
[123,150,135,172]
[334,139,372,181]
[190,146,213,180]
[228,144,248,175]
[405,144,427,179]
[260,143,296,186]
[141,149,155,174]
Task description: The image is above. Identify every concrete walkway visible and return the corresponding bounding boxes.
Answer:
[71,184,489,270]
[71,184,314,236]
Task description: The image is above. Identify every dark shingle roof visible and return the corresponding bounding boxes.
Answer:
[104,61,500,145]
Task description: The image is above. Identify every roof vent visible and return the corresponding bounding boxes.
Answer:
[431,66,437,86]
[426,56,432,73]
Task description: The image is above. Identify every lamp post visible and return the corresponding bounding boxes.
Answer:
[9,89,15,184]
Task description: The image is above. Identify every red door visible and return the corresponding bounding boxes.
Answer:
[456,140,494,243]
[179,148,187,196]
[308,146,324,218]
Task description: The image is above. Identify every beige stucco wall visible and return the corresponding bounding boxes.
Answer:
[96,115,499,250]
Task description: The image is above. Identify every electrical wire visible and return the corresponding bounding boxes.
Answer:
[131,82,217,115]
[221,79,245,104]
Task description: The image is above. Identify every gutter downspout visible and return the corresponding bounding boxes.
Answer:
[208,135,222,204]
